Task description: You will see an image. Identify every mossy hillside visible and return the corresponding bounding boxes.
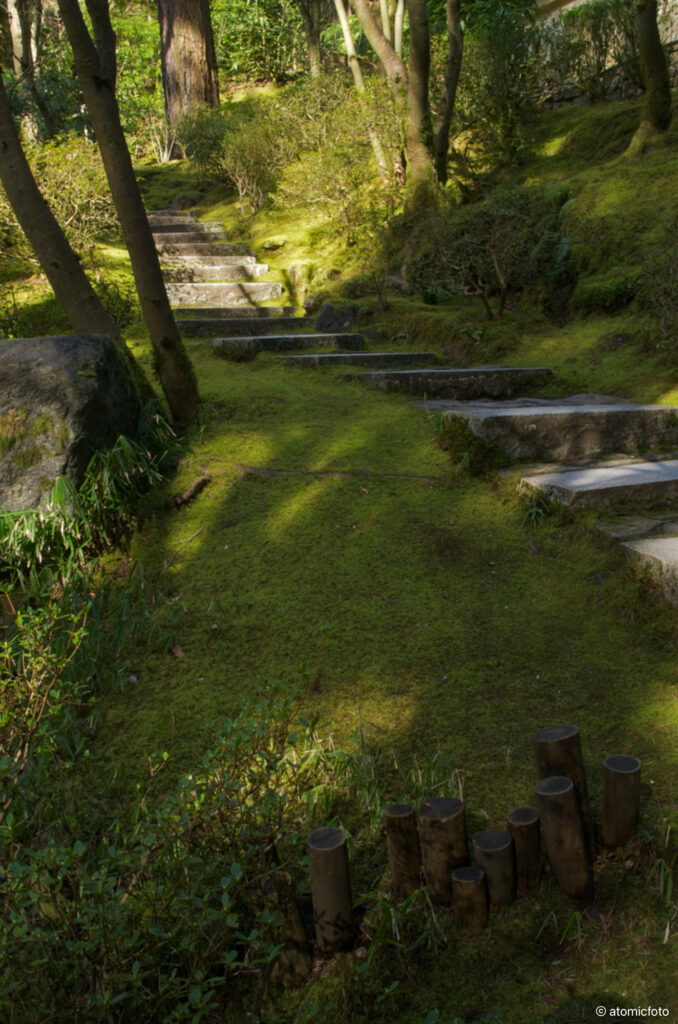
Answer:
[87,347,678,1021]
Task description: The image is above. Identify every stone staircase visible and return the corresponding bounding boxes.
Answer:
[151,209,678,607]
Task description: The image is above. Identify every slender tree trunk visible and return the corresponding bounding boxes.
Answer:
[57,0,199,425]
[406,0,434,179]
[637,0,672,130]
[434,0,463,184]
[7,0,59,136]
[350,0,436,181]
[394,0,405,55]
[333,0,390,180]
[299,0,323,78]
[0,72,149,399]
[155,0,219,127]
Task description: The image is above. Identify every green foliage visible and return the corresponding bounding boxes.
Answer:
[406,185,575,320]
[0,135,118,273]
[433,414,513,476]
[637,236,678,349]
[536,0,673,102]
[211,0,305,82]
[0,683,318,1019]
[0,403,176,584]
[455,3,541,162]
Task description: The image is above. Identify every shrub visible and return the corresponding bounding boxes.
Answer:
[455,3,542,162]
[406,185,575,320]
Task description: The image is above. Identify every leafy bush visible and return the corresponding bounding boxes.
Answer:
[536,0,674,101]
[0,684,324,1020]
[455,2,542,162]
[406,185,575,319]
[0,135,119,273]
[212,0,305,82]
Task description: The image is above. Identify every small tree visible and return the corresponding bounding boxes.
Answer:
[56,0,200,426]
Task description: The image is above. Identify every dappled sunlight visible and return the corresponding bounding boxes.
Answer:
[263,475,341,542]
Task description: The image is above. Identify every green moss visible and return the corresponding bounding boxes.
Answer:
[0,408,27,455]
[12,444,42,469]
[54,419,70,455]
[29,413,53,437]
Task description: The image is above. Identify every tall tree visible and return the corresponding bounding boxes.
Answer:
[155,0,219,130]
[631,0,672,148]
[298,0,323,77]
[56,0,200,426]
[4,0,58,136]
[0,70,149,400]
[348,0,464,184]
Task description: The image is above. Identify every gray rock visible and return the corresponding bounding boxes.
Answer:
[315,303,357,333]
[0,335,141,511]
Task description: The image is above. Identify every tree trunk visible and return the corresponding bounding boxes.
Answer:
[155,0,219,128]
[298,0,323,78]
[56,0,200,426]
[0,72,149,400]
[406,0,434,179]
[333,0,390,180]
[637,0,672,131]
[5,0,58,136]
[351,0,436,181]
[433,0,463,184]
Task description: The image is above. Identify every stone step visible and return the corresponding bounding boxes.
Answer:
[154,231,231,245]
[622,536,678,606]
[521,459,678,507]
[164,254,258,268]
[163,263,269,283]
[166,281,284,305]
[421,395,678,462]
[156,241,250,258]
[279,351,441,368]
[172,306,294,318]
[360,365,553,398]
[178,316,305,336]
[147,214,196,226]
[211,333,365,358]
[151,221,224,234]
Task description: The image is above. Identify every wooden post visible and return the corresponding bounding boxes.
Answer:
[602,755,641,849]
[383,804,421,898]
[308,826,354,953]
[532,724,595,861]
[471,829,516,907]
[418,797,467,905]
[507,807,542,893]
[535,776,594,903]
[451,866,488,936]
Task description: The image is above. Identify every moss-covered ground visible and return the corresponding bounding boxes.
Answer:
[5,92,678,1022]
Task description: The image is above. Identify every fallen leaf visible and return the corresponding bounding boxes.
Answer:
[360,487,369,494]
[171,645,184,658]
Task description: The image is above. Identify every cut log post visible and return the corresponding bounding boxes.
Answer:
[536,775,594,903]
[383,804,421,898]
[256,829,312,987]
[451,866,488,936]
[471,829,516,907]
[602,755,641,849]
[308,826,354,953]
[532,724,595,861]
[507,807,542,893]
[418,797,468,905]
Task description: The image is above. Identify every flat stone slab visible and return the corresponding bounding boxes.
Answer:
[172,306,294,318]
[166,281,283,305]
[178,316,305,337]
[522,459,678,507]
[147,214,196,227]
[163,254,258,268]
[156,241,249,257]
[622,536,678,605]
[279,351,441,368]
[212,333,365,358]
[163,263,268,282]
[361,365,553,398]
[151,222,223,234]
[154,231,231,245]
[422,395,678,461]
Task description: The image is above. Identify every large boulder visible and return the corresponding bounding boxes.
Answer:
[0,334,142,512]
[315,303,357,333]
